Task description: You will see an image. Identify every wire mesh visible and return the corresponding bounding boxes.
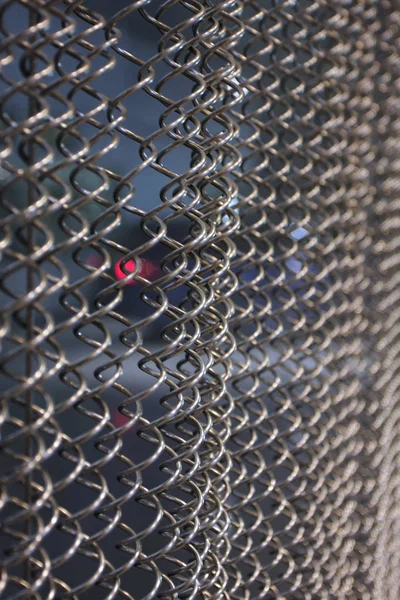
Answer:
[1,0,400,598]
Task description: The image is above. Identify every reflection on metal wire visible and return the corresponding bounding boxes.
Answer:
[1,0,400,599]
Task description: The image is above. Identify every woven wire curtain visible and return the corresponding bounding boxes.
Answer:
[1,0,400,598]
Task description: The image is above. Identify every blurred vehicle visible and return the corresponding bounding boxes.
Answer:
[85,220,331,343]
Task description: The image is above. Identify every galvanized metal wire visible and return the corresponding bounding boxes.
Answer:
[1,0,400,598]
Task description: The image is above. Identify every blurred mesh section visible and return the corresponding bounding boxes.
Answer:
[0,1,400,599]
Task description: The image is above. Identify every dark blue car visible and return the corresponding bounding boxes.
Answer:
[87,222,331,343]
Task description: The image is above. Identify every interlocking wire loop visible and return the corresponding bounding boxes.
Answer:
[0,1,400,599]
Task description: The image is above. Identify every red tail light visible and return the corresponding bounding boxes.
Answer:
[112,410,135,433]
[114,257,159,285]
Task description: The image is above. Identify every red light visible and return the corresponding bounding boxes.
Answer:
[113,410,135,432]
[114,257,159,285]
[114,258,137,284]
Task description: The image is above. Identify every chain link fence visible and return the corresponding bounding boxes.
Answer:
[1,0,400,598]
